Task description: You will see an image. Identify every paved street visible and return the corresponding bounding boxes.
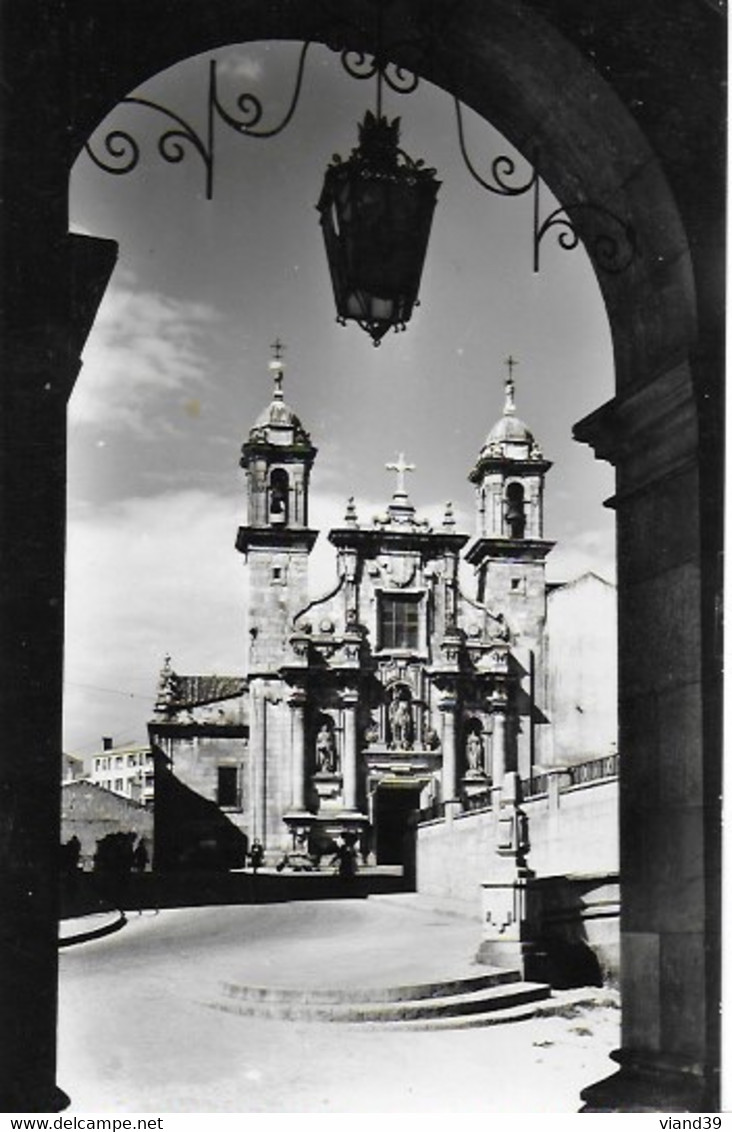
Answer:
[58,895,619,1113]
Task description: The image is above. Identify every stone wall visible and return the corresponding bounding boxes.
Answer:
[61,781,153,871]
[418,777,617,897]
[166,734,249,834]
[522,777,619,876]
[416,776,619,977]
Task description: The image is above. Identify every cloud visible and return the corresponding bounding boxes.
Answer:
[70,269,220,435]
[215,54,265,83]
[64,488,245,755]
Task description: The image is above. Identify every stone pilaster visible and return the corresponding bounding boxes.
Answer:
[341,691,359,812]
[288,689,308,812]
[489,688,509,804]
[438,692,459,812]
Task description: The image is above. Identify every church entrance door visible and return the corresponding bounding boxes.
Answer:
[373,784,420,870]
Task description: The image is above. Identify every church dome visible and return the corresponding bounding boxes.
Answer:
[253,395,304,432]
[485,411,535,447]
[247,354,312,447]
[480,370,541,460]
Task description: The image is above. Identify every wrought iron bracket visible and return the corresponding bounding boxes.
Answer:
[84,47,637,277]
[85,47,313,201]
[453,98,637,275]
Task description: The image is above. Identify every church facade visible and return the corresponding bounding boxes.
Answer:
[150,354,614,869]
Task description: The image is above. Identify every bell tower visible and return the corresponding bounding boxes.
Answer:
[465,360,554,645]
[236,344,318,675]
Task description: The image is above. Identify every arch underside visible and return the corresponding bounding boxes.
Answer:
[0,0,722,1113]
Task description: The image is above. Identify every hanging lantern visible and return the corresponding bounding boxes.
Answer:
[317,111,440,345]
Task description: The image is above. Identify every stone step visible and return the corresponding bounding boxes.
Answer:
[220,966,520,1006]
[352,988,604,1031]
[209,977,551,1023]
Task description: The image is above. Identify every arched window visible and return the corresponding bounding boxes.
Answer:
[505,481,526,539]
[269,468,289,525]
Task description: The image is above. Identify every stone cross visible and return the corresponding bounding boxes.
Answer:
[503,355,518,415]
[269,338,286,394]
[386,452,416,496]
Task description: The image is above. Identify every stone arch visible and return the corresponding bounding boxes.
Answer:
[59,2,696,394]
[268,467,290,526]
[504,481,526,539]
[1,0,722,1113]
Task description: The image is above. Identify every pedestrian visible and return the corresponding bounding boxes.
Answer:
[132,839,149,872]
[331,839,356,880]
[250,838,264,873]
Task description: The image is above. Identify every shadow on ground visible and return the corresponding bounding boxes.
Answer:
[60,867,410,917]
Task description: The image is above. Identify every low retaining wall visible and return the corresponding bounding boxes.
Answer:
[529,874,620,986]
[416,774,619,981]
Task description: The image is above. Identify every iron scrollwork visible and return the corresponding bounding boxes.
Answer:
[340,47,419,96]
[454,97,636,274]
[85,47,312,201]
[84,37,637,277]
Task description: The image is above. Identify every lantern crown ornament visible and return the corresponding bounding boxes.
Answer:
[317,110,440,345]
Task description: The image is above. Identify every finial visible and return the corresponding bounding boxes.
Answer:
[503,355,517,416]
[268,338,286,399]
[442,501,455,529]
[344,496,359,528]
[155,654,178,712]
[385,452,416,498]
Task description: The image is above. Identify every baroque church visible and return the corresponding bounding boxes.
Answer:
[149,352,616,871]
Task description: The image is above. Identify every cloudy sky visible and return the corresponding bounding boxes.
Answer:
[65,40,615,762]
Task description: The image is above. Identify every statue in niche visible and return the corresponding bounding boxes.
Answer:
[388,687,414,750]
[465,730,484,776]
[363,716,379,747]
[423,723,440,751]
[315,720,338,774]
[491,612,511,643]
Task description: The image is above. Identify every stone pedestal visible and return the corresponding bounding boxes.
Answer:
[461,771,490,806]
[476,868,539,974]
[478,767,536,974]
[312,771,342,812]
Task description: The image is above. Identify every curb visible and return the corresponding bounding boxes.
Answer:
[59,909,127,948]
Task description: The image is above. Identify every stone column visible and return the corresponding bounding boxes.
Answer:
[288,689,307,811]
[248,685,266,842]
[341,691,359,811]
[491,701,507,790]
[438,693,458,812]
[575,363,720,1111]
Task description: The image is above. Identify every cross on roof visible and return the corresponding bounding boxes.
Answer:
[385,452,416,496]
[268,338,286,395]
[503,355,518,415]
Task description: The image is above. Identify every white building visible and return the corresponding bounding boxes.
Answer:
[89,737,154,806]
